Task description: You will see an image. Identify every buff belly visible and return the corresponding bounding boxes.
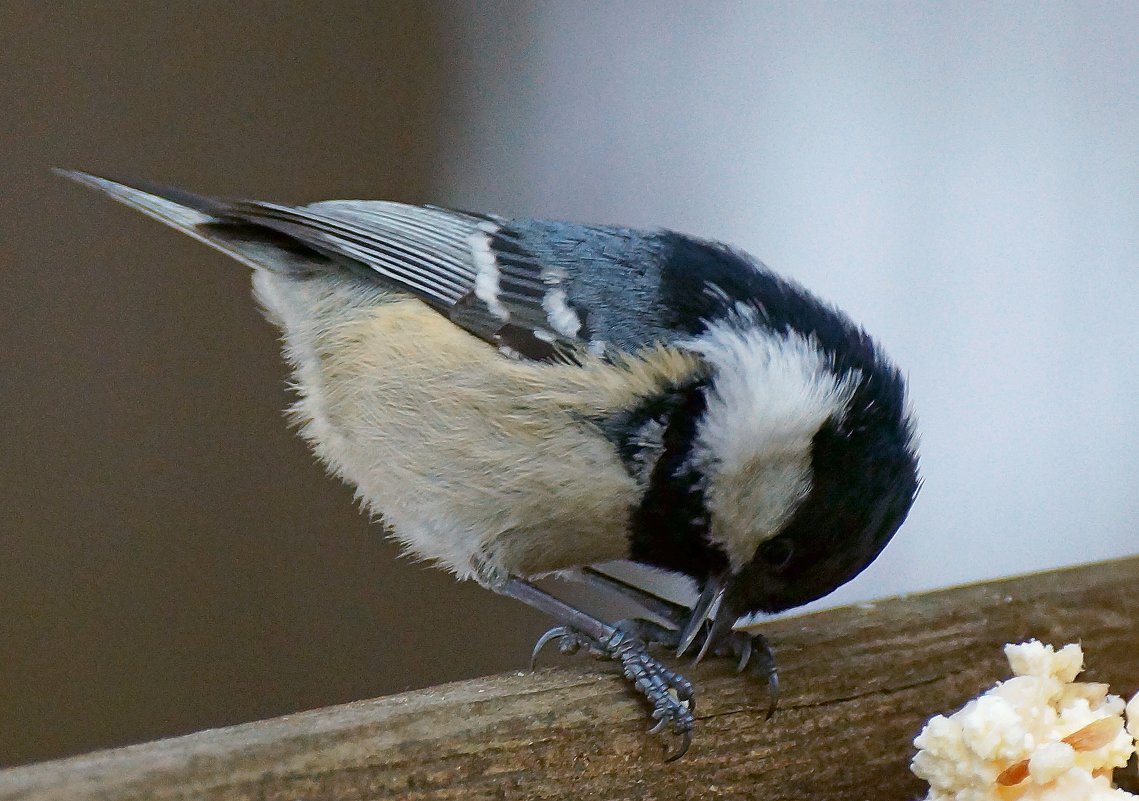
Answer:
[251,271,698,584]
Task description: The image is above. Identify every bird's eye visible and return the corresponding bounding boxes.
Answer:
[759,538,794,571]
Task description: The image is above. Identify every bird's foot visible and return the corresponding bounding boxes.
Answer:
[602,616,779,717]
[706,629,779,716]
[532,624,696,761]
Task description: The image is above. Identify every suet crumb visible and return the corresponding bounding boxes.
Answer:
[912,640,1138,800]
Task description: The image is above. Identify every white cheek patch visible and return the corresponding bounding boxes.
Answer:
[705,451,813,570]
[469,225,510,321]
[686,320,858,570]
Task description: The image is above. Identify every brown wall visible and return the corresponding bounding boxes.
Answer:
[0,2,552,767]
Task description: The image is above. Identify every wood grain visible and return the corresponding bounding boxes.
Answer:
[3,556,1137,801]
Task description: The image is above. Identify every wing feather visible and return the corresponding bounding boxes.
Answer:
[229,201,477,307]
[57,172,681,362]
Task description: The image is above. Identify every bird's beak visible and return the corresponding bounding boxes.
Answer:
[694,580,742,663]
[676,575,725,658]
[676,572,745,664]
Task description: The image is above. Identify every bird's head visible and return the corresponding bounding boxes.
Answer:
[624,237,919,627]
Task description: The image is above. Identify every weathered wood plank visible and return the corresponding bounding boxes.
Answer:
[3,556,1137,800]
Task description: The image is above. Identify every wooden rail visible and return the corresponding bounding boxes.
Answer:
[3,556,1137,800]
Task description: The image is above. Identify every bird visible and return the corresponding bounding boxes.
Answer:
[58,170,920,760]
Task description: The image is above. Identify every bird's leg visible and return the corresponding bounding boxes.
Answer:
[496,577,695,760]
[578,566,691,625]
[578,567,779,715]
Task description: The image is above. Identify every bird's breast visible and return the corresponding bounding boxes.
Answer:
[254,272,697,583]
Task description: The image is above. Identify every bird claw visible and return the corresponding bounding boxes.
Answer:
[735,635,752,672]
[664,729,693,762]
[530,625,696,760]
[611,616,778,716]
[674,618,780,717]
[530,626,605,669]
[530,626,568,670]
[718,630,780,716]
[616,616,779,716]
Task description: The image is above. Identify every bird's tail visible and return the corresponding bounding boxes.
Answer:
[55,170,324,274]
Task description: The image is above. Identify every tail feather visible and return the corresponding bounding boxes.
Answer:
[55,169,223,229]
[55,170,327,274]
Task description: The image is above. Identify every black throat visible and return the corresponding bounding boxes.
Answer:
[598,381,729,581]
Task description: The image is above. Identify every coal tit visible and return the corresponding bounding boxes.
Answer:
[59,170,920,760]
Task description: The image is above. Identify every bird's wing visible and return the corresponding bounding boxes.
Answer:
[223,199,695,361]
[59,171,706,361]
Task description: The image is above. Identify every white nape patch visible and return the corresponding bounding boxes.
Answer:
[686,318,858,570]
[542,287,582,338]
[469,224,510,321]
